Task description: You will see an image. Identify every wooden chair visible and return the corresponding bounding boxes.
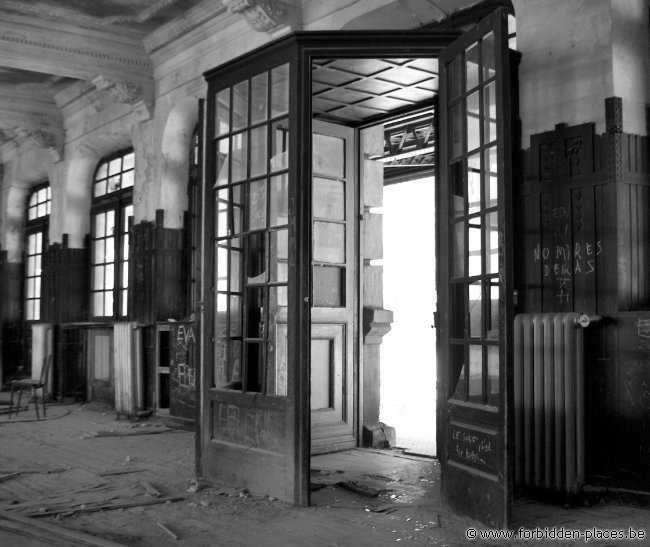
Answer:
[8,354,52,419]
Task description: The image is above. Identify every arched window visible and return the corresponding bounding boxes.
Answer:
[90,148,134,318]
[24,183,50,321]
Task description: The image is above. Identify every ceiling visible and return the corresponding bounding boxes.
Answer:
[0,0,205,150]
[312,57,438,125]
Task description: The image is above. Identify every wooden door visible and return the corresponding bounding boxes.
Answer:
[437,8,515,528]
[87,328,113,405]
[310,121,356,454]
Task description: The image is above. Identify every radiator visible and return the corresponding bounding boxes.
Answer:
[514,313,598,495]
[113,322,144,415]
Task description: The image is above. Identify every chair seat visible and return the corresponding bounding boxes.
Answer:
[12,379,42,387]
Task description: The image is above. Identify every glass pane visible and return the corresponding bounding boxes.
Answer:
[487,281,500,340]
[104,291,114,316]
[487,345,499,405]
[231,132,248,182]
[95,163,107,181]
[108,158,121,176]
[123,205,133,230]
[232,186,244,236]
[247,179,267,231]
[121,288,128,316]
[27,234,36,255]
[94,239,105,264]
[448,55,462,101]
[313,133,344,178]
[231,341,242,385]
[214,339,228,387]
[269,323,287,395]
[467,154,481,214]
[93,266,105,290]
[37,203,46,217]
[466,43,479,91]
[482,31,496,80]
[28,207,36,221]
[450,101,463,159]
[485,146,498,207]
[469,281,482,338]
[269,174,288,226]
[313,266,343,307]
[105,237,115,262]
[216,138,229,186]
[94,180,107,198]
[313,221,345,264]
[251,72,268,124]
[232,80,249,131]
[215,294,227,336]
[485,212,499,274]
[271,120,289,172]
[483,81,497,145]
[230,294,242,337]
[105,264,115,290]
[121,261,129,289]
[216,246,228,291]
[467,91,480,152]
[26,256,36,276]
[230,249,241,292]
[270,230,288,282]
[123,152,135,171]
[216,194,229,238]
[468,218,482,276]
[468,345,483,402]
[250,125,268,177]
[108,175,121,193]
[121,170,134,189]
[246,287,265,338]
[452,220,465,278]
[246,342,263,392]
[313,177,344,220]
[215,88,230,136]
[450,344,466,399]
[93,292,103,316]
[26,278,34,298]
[246,232,267,284]
[271,63,289,117]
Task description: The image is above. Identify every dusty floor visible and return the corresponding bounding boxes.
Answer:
[0,400,649,546]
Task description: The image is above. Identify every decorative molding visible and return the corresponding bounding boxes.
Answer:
[92,76,154,121]
[222,0,294,32]
[14,128,61,161]
[605,96,623,134]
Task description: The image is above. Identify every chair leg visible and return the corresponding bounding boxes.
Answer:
[32,386,40,420]
[15,387,24,417]
[42,387,47,418]
[8,385,15,418]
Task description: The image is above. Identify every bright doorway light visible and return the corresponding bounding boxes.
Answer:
[380,176,437,456]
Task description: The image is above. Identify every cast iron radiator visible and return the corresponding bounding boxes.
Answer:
[513,313,599,496]
[113,322,144,416]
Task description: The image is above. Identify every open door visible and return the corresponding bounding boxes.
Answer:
[437,8,514,527]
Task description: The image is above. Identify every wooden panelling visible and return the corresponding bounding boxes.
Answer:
[41,240,89,323]
[130,213,185,324]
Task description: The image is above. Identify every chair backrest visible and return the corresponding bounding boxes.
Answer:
[39,354,52,385]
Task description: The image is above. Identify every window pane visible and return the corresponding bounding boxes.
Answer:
[105,264,115,290]
[487,345,499,405]
[484,81,497,145]
[469,281,482,338]
[95,163,107,180]
[108,158,121,176]
[469,345,483,402]
[230,249,242,292]
[215,88,230,136]
[268,323,287,395]
[485,212,499,274]
[269,174,288,226]
[105,236,115,263]
[466,43,479,91]
[106,210,115,234]
[216,138,230,186]
[467,154,481,215]
[452,220,465,278]
[313,133,344,178]
[466,91,480,152]
[487,281,500,340]
[247,179,267,231]
[271,120,289,172]
[468,218,482,277]
[214,339,228,387]
[270,229,288,283]
[447,55,462,101]
[245,287,265,338]
[246,342,263,392]
[104,291,114,316]
[93,266,105,290]
[271,63,289,117]
[121,170,134,189]
[482,31,496,80]
[232,80,249,131]
[93,292,104,316]
[230,294,242,337]
[94,180,107,197]
[246,232,267,284]
[94,239,106,264]
[313,177,344,220]
[250,126,268,177]
[251,72,268,124]
[485,146,498,207]
[122,152,135,171]
[313,221,345,264]
[231,132,248,182]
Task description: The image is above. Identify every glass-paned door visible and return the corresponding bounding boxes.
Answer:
[438,7,514,528]
[203,56,299,502]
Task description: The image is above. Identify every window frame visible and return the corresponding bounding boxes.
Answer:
[90,148,134,320]
[23,182,50,322]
